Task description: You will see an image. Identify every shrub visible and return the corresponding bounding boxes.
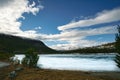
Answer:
[0,52,14,60]
[22,48,39,68]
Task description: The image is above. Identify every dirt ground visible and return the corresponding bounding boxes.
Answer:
[0,64,120,80]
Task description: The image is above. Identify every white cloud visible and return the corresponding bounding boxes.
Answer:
[35,26,42,30]
[45,26,116,41]
[0,0,43,37]
[48,26,116,50]
[26,1,44,15]
[0,0,13,7]
[50,7,119,50]
[0,0,118,50]
[50,39,107,50]
[58,7,120,31]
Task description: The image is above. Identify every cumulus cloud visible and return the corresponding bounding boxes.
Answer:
[58,7,120,31]
[26,1,44,15]
[0,0,43,38]
[0,0,118,50]
[50,7,119,50]
[0,0,13,7]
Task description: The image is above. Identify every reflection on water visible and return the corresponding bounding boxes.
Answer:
[15,53,120,71]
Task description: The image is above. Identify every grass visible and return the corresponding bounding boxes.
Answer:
[0,64,120,80]
[0,52,14,61]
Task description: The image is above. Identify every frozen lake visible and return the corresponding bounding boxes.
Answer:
[15,53,120,71]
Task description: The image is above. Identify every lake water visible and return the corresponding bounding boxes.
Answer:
[15,53,120,72]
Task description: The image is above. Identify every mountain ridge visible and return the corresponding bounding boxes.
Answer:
[0,33,115,54]
[61,42,115,53]
[0,33,57,53]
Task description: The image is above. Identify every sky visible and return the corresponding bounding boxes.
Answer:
[0,0,120,50]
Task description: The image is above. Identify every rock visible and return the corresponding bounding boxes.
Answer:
[15,67,24,72]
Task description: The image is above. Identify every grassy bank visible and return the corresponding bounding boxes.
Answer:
[0,52,14,62]
[0,64,120,80]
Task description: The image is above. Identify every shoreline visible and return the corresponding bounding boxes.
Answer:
[0,63,120,80]
[38,67,120,72]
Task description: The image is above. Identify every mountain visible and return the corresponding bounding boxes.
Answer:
[62,42,116,53]
[96,42,115,49]
[0,33,116,54]
[0,34,57,54]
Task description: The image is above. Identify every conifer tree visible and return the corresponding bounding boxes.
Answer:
[115,25,120,68]
[22,48,39,68]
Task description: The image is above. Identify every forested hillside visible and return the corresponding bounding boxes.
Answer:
[0,34,57,53]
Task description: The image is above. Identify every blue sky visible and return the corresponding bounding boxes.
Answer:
[0,0,120,50]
